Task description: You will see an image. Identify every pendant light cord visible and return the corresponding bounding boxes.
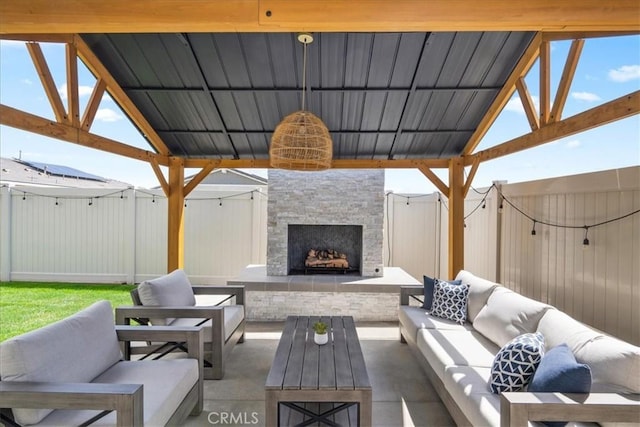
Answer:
[301,40,307,111]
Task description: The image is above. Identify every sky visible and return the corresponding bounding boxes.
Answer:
[1,35,638,193]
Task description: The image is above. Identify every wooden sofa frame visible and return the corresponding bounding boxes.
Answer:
[116,285,245,380]
[399,285,640,427]
[0,325,204,427]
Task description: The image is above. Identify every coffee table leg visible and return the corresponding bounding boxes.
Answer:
[360,390,372,427]
[265,391,278,427]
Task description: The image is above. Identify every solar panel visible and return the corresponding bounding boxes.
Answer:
[20,160,106,182]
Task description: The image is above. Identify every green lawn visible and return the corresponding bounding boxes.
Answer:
[0,282,136,341]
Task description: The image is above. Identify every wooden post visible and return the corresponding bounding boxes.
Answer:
[448,157,465,279]
[167,157,185,272]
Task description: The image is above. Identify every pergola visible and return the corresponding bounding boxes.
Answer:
[1,1,639,278]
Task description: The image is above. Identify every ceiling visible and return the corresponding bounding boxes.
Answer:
[81,31,536,161]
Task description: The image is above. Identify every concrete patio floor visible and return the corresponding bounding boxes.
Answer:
[182,321,454,427]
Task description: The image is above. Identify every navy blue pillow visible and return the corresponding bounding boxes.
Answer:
[422,276,461,310]
[528,343,592,427]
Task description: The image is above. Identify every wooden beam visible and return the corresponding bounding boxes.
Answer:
[542,30,640,42]
[463,32,542,155]
[182,158,450,169]
[66,43,80,127]
[167,157,185,272]
[0,104,165,164]
[540,41,551,126]
[515,77,540,131]
[475,91,640,163]
[72,35,171,157]
[184,162,217,197]
[1,1,639,33]
[463,156,480,198]
[81,78,106,131]
[417,165,449,195]
[25,42,67,123]
[448,157,465,279]
[550,39,585,123]
[150,158,170,197]
[0,33,74,43]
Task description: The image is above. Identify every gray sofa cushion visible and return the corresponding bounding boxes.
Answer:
[0,301,122,425]
[35,359,198,427]
[472,287,551,347]
[138,269,197,325]
[455,270,499,322]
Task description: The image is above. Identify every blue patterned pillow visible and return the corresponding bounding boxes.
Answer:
[423,276,462,311]
[430,280,469,324]
[490,332,545,394]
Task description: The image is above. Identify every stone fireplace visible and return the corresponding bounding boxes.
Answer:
[266,169,384,277]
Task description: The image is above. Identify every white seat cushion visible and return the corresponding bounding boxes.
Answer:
[416,329,499,381]
[399,306,473,342]
[170,305,244,342]
[444,365,500,427]
[34,359,198,427]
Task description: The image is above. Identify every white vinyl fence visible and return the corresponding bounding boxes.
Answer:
[1,166,638,343]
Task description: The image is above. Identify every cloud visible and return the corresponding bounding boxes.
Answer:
[571,91,601,102]
[608,65,640,82]
[504,95,540,114]
[565,139,581,149]
[95,108,123,122]
[58,83,94,100]
[20,78,33,85]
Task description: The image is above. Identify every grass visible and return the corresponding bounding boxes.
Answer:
[0,282,136,341]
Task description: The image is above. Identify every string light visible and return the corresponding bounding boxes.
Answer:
[406,197,410,205]
[55,198,59,206]
[120,191,124,199]
[531,220,537,236]
[583,226,590,247]
[151,194,155,203]
[219,198,223,207]
[88,198,93,206]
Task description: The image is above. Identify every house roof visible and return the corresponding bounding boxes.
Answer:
[80,31,536,161]
[0,157,131,189]
[187,168,267,186]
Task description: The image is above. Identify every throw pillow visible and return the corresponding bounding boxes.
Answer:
[423,276,462,311]
[490,332,545,394]
[528,344,592,427]
[430,280,469,324]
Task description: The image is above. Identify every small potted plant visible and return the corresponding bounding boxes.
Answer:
[313,321,329,345]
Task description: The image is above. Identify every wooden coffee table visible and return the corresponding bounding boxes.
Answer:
[265,316,372,427]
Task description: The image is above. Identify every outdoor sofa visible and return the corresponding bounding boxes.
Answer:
[399,270,640,427]
[115,269,245,379]
[0,300,204,427]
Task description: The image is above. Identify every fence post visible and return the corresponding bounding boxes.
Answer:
[0,186,11,281]
[493,180,507,283]
[125,188,136,284]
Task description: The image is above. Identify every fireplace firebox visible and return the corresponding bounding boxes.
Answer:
[288,225,362,275]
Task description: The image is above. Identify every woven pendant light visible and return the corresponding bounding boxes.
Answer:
[269,33,332,171]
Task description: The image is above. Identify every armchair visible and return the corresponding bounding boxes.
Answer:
[0,300,204,427]
[116,269,245,379]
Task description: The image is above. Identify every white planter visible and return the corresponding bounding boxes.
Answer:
[314,332,328,345]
